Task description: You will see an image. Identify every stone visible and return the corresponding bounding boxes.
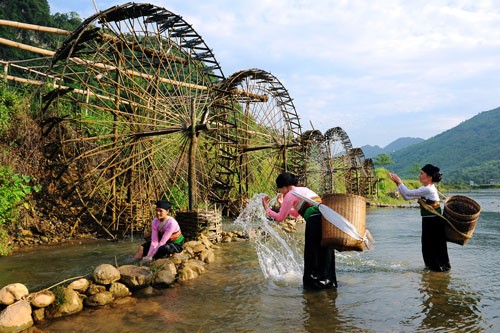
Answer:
[45,288,83,318]
[0,300,33,332]
[86,283,106,296]
[152,270,176,288]
[152,258,177,276]
[177,266,199,281]
[109,282,131,298]
[32,307,45,323]
[84,291,114,307]
[93,264,121,285]
[199,248,215,263]
[0,283,29,306]
[171,252,190,265]
[30,290,55,308]
[0,300,34,332]
[67,278,90,293]
[118,265,153,290]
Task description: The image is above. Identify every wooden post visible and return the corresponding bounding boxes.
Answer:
[188,99,198,210]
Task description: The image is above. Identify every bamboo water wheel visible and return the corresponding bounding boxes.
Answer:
[39,3,231,237]
[215,69,304,208]
[300,129,328,195]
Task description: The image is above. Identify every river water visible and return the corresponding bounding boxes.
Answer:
[1,190,499,332]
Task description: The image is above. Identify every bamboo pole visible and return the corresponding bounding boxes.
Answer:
[0,37,54,56]
[0,19,71,35]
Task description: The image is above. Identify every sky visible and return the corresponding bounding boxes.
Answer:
[46,0,500,148]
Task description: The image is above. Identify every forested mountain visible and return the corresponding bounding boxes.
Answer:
[0,0,81,61]
[362,137,424,158]
[388,107,500,184]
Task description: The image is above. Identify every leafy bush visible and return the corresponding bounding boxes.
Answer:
[0,84,19,135]
[0,166,40,255]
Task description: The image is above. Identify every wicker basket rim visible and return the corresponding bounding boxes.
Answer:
[321,193,367,202]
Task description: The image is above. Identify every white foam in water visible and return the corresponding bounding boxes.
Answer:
[235,193,303,284]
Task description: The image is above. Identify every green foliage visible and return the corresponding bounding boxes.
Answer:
[0,0,82,61]
[374,153,394,167]
[389,107,500,184]
[0,84,18,134]
[0,166,40,225]
[0,166,40,255]
[52,286,66,306]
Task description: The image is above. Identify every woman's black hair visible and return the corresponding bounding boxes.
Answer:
[156,200,171,211]
[421,164,443,183]
[275,172,299,188]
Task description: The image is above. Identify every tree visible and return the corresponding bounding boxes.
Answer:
[374,153,394,168]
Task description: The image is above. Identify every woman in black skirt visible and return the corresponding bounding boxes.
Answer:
[390,164,450,272]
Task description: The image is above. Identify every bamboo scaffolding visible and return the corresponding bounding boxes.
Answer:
[0,19,71,35]
[0,19,267,100]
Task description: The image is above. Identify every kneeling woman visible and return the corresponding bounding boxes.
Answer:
[134,200,185,262]
[262,172,337,289]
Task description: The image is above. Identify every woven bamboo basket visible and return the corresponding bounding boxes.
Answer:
[443,195,481,245]
[320,193,366,251]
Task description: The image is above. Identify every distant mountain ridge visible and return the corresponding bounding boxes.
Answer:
[361,137,424,158]
[388,107,500,184]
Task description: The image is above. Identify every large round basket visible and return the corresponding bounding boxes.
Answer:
[443,195,481,246]
[320,193,366,251]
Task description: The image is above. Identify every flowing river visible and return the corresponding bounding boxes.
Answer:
[1,190,499,332]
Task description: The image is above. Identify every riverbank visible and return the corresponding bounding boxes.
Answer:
[0,231,249,332]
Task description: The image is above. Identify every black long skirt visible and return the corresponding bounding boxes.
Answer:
[303,212,337,289]
[421,215,451,272]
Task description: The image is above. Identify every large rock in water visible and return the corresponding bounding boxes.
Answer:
[0,300,33,332]
[118,265,153,290]
[29,290,55,308]
[93,264,121,285]
[45,288,83,318]
[0,283,29,306]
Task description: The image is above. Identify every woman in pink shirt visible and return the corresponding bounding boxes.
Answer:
[134,200,185,262]
[262,172,337,289]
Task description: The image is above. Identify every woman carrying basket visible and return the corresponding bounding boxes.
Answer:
[262,172,337,290]
[390,164,451,272]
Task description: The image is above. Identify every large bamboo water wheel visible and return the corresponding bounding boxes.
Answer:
[215,69,304,209]
[39,3,231,237]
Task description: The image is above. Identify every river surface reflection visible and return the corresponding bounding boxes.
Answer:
[1,190,499,332]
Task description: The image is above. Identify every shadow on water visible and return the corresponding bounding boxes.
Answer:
[416,270,487,332]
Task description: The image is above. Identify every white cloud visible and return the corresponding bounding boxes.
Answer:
[46,0,500,146]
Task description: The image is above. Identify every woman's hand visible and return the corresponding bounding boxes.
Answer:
[262,195,270,210]
[389,173,402,185]
[276,193,283,205]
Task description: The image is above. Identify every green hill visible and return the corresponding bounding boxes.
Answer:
[388,107,500,185]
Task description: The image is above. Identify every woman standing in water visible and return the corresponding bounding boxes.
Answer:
[262,172,337,289]
[390,164,450,272]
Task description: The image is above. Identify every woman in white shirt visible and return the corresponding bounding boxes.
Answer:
[390,164,450,272]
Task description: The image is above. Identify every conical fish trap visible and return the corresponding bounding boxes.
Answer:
[320,193,366,251]
[444,195,481,245]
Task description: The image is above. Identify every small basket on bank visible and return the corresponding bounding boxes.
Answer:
[320,193,367,251]
[443,195,481,246]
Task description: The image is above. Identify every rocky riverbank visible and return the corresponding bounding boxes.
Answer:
[0,231,249,333]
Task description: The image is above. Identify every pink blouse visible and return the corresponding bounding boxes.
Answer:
[146,216,181,258]
[265,186,319,222]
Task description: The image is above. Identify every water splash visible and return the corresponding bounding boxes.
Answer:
[235,193,303,284]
